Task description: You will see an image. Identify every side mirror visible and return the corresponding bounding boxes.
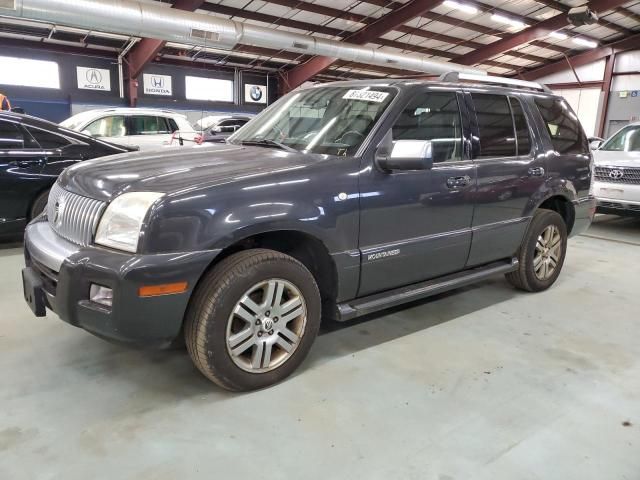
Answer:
[376,131,433,171]
[588,136,604,150]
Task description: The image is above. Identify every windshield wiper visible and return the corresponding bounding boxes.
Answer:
[239,139,298,153]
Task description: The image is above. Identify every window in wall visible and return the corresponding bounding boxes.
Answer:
[129,116,172,135]
[473,94,516,158]
[535,97,588,155]
[24,127,71,149]
[185,76,234,102]
[0,120,24,149]
[0,56,60,89]
[391,91,463,163]
[509,97,532,156]
[85,116,127,138]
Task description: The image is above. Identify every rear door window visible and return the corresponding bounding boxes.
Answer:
[509,97,532,156]
[473,94,516,158]
[535,97,588,155]
[130,116,172,135]
[0,120,25,149]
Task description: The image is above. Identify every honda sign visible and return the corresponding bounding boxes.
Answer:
[143,74,172,96]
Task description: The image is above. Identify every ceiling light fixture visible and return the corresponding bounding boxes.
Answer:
[442,0,478,15]
[549,31,568,40]
[491,13,527,29]
[572,37,598,48]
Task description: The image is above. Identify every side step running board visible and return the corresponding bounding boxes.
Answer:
[336,258,518,321]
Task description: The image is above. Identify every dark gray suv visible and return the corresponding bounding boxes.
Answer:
[22,76,596,391]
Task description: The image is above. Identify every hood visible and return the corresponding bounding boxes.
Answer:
[593,150,640,168]
[59,143,320,201]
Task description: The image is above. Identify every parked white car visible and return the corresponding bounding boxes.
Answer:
[593,122,640,216]
[61,108,201,150]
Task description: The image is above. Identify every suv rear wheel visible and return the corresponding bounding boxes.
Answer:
[506,209,568,292]
[184,249,321,391]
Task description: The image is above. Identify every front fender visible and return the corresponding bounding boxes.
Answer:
[141,157,361,255]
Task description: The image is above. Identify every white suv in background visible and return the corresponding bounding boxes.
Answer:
[61,108,200,150]
[593,122,640,216]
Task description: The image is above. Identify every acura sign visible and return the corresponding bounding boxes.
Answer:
[143,74,172,96]
[244,84,267,104]
[77,67,111,91]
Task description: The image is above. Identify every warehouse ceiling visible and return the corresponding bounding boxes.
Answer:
[0,0,639,84]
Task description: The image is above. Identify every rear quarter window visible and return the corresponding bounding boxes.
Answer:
[535,97,588,155]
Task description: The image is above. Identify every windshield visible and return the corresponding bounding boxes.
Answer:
[229,85,397,155]
[601,125,640,152]
[60,111,97,131]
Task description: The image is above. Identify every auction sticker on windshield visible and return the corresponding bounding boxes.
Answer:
[343,90,389,103]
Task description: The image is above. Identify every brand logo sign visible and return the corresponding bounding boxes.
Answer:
[143,74,172,96]
[609,169,624,180]
[77,67,111,91]
[244,84,267,104]
[53,198,65,228]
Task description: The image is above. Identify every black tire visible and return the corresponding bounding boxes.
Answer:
[506,209,568,292]
[184,249,321,391]
[30,189,50,219]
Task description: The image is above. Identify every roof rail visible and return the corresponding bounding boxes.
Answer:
[439,72,551,93]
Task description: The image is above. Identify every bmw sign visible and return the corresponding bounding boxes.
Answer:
[244,84,267,104]
[77,67,111,91]
[143,74,172,96]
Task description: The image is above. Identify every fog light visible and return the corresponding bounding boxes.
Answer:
[90,284,113,307]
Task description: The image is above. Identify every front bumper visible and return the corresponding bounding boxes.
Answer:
[23,220,220,348]
[594,181,640,215]
[570,195,597,237]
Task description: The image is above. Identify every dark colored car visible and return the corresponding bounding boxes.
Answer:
[22,77,596,391]
[0,112,133,239]
[196,115,252,143]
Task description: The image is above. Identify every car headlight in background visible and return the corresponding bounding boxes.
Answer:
[95,192,164,253]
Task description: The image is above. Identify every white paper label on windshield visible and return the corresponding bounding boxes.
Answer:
[343,89,389,103]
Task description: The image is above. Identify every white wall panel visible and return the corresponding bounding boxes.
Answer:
[537,59,606,85]
[553,88,602,136]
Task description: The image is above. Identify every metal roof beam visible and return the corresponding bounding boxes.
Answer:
[280,0,458,92]
[518,33,640,80]
[455,0,634,67]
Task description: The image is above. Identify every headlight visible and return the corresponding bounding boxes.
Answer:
[95,192,164,252]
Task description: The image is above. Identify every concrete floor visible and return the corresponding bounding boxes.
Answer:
[1,215,639,479]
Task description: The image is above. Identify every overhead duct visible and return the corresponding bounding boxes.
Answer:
[0,0,486,77]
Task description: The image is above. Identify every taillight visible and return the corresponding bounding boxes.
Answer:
[195,134,203,145]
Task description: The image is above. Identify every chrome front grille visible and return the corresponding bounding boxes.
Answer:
[47,182,106,246]
[594,166,640,185]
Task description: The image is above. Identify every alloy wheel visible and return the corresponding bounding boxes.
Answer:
[225,279,307,373]
[533,225,562,280]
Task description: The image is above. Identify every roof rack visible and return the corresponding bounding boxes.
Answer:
[439,72,551,93]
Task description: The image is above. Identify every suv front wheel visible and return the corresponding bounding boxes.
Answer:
[185,249,321,391]
[506,209,568,292]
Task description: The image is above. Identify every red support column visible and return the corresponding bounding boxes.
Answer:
[597,53,616,138]
[125,0,206,105]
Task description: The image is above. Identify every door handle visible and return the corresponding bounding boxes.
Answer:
[446,175,472,188]
[528,167,545,177]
